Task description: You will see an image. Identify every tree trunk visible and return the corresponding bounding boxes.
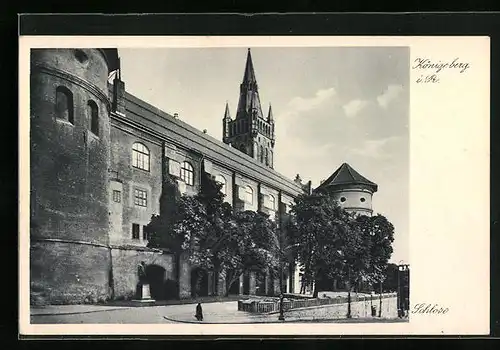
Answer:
[347,287,352,318]
[378,281,382,317]
[176,252,181,300]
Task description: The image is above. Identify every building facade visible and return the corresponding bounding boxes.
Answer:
[29,48,313,305]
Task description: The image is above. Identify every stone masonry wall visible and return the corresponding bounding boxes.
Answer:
[30,240,111,305]
[110,247,175,300]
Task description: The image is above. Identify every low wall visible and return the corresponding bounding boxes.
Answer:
[282,296,398,319]
[238,292,397,314]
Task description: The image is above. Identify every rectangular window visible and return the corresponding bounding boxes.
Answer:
[112,190,121,203]
[143,225,148,240]
[132,223,140,240]
[134,189,147,207]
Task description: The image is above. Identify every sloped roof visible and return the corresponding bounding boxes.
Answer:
[109,85,304,197]
[316,163,378,193]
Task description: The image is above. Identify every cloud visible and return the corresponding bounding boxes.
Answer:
[349,136,401,159]
[287,88,336,112]
[343,99,368,117]
[377,84,403,109]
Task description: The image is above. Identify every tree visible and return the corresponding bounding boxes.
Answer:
[288,193,354,298]
[222,210,280,295]
[355,214,395,289]
[145,171,280,298]
[355,213,395,316]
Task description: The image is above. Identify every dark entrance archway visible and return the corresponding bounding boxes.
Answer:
[191,267,209,298]
[145,264,166,300]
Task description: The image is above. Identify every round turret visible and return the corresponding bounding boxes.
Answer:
[315,163,378,217]
[30,48,119,304]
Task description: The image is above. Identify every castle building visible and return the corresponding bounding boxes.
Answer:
[29,48,311,305]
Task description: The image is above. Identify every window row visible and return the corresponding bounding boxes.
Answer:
[114,181,276,211]
[112,188,149,208]
[55,86,99,136]
[131,142,195,186]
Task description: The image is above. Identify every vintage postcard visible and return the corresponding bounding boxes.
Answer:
[18,36,490,336]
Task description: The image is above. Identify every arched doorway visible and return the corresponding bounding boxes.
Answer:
[145,264,166,300]
[191,267,209,298]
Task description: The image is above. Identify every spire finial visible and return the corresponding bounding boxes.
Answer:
[267,103,274,122]
[223,101,231,120]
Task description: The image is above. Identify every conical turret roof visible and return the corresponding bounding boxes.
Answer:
[316,163,378,193]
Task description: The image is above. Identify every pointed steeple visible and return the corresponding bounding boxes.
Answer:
[267,103,274,122]
[242,48,257,85]
[236,48,264,120]
[223,101,232,120]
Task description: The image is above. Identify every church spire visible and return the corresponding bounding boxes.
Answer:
[236,48,263,120]
[242,48,257,85]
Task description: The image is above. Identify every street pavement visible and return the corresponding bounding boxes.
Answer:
[30,300,406,324]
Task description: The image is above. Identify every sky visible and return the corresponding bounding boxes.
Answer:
[118,47,409,264]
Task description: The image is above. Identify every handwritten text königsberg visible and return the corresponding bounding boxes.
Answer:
[412,57,470,74]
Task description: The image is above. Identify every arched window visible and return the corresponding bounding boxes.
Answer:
[268,195,276,211]
[132,142,150,171]
[180,161,194,186]
[265,148,269,166]
[214,174,226,195]
[245,186,253,204]
[88,100,99,136]
[260,145,264,163]
[55,86,74,124]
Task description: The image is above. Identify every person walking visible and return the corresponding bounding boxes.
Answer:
[195,303,204,321]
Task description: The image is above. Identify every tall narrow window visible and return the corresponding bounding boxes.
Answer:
[55,86,74,124]
[142,225,148,240]
[132,223,140,240]
[180,161,194,186]
[265,148,269,166]
[88,100,99,136]
[245,186,254,205]
[132,142,150,171]
[214,174,227,195]
[260,145,264,163]
[268,195,276,211]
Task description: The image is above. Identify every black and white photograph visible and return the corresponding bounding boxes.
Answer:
[28,45,410,325]
[19,34,490,336]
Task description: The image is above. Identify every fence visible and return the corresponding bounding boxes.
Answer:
[238,292,397,313]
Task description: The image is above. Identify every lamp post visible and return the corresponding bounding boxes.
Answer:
[397,261,409,318]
